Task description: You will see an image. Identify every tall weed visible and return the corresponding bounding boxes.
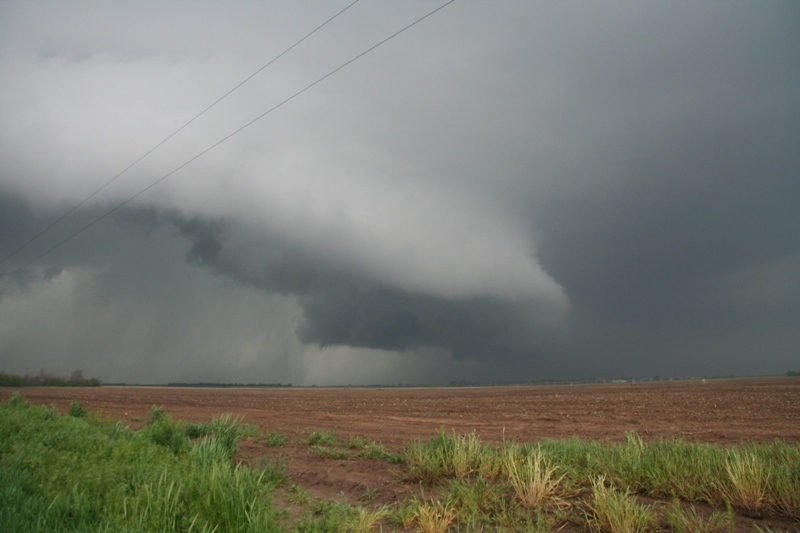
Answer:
[504,444,566,509]
[663,499,732,533]
[413,497,457,533]
[341,505,390,532]
[403,430,499,483]
[720,450,771,517]
[586,476,656,533]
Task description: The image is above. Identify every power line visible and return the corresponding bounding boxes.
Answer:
[0,0,360,270]
[0,0,455,283]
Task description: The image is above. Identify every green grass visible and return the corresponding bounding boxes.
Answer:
[586,476,657,533]
[2,392,798,532]
[402,430,500,483]
[400,428,800,530]
[0,394,284,532]
[305,430,398,464]
[308,430,342,447]
[341,505,390,533]
[68,400,88,418]
[411,497,457,533]
[663,499,732,533]
[504,443,567,509]
[309,444,350,460]
[356,441,399,462]
[263,429,287,447]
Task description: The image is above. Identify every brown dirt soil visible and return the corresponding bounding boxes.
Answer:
[3,377,799,531]
[4,377,797,445]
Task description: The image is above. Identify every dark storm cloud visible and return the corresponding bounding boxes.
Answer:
[165,212,564,366]
[296,286,562,362]
[0,193,307,384]
[170,215,348,295]
[1,1,799,383]
[0,193,68,292]
[527,154,800,376]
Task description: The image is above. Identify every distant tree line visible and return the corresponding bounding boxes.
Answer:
[788,370,800,377]
[0,369,101,387]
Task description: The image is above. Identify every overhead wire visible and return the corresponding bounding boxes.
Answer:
[0,0,361,270]
[0,0,456,283]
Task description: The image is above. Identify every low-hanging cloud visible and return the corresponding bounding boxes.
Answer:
[169,210,568,361]
[164,173,568,305]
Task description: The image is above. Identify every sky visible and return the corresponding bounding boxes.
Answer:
[1,1,798,385]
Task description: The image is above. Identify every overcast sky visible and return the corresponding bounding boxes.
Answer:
[1,1,798,385]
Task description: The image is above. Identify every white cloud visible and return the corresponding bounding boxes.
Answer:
[0,3,569,308]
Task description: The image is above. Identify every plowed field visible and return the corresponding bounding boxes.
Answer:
[4,378,797,446]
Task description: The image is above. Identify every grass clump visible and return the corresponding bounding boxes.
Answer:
[308,429,342,446]
[664,499,732,533]
[442,476,509,529]
[412,497,457,533]
[206,414,255,458]
[721,450,771,517]
[356,441,396,461]
[346,435,373,449]
[139,407,189,455]
[757,440,800,520]
[263,428,286,447]
[291,498,352,531]
[68,400,87,418]
[286,483,312,506]
[305,431,399,464]
[358,486,381,504]
[586,476,657,533]
[309,444,350,460]
[403,429,499,483]
[390,502,418,529]
[504,444,567,509]
[341,505,390,532]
